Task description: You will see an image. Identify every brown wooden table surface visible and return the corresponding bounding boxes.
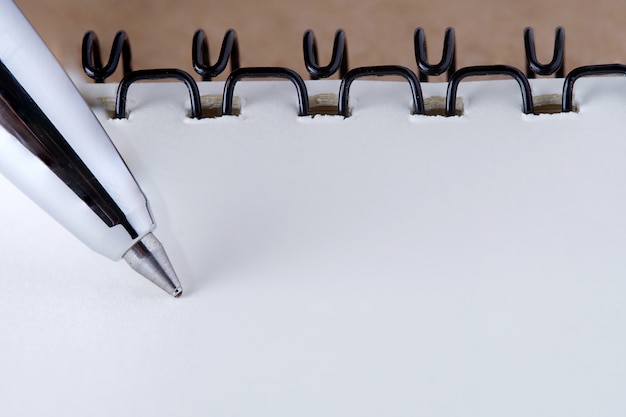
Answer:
[13,0,626,81]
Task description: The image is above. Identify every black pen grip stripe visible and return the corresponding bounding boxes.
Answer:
[0,60,137,239]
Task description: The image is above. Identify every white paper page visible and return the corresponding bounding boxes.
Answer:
[1,78,625,416]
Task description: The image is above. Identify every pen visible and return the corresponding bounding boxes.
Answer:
[0,0,182,297]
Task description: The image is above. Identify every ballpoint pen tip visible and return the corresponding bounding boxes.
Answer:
[122,233,183,297]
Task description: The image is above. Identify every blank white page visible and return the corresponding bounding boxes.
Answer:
[1,77,625,416]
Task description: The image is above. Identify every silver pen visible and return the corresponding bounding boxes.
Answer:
[0,0,182,296]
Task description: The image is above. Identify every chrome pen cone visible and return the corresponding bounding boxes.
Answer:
[123,233,183,297]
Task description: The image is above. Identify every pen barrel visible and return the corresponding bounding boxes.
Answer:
[0,0,154,259]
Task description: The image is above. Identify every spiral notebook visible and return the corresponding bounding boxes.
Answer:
[2,28,626,416]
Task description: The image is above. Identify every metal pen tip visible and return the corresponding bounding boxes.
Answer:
[122,232,183,297]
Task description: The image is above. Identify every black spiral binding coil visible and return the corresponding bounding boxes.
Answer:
[446,65,534,116]
[223,67,310,116]
[114,68,202,119]
[524,27,565,78]
[82,26,626,119]
[192,29,240,81]
[303,29,349,80]
[414,27,456,82]
[82,31,132,83]
[338,66,425,116]
[562,64,626,112]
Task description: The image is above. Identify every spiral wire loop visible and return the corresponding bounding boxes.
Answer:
[414,27,456,82]
[192,29,240,81]
[222,67,310,116]
[446,65,534,116]
[82,31,132,83]
[114,69,203,119]
[562,64,626,112]
[338,66,425,116]
[303,29,349,79]
[524,27,565,78]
